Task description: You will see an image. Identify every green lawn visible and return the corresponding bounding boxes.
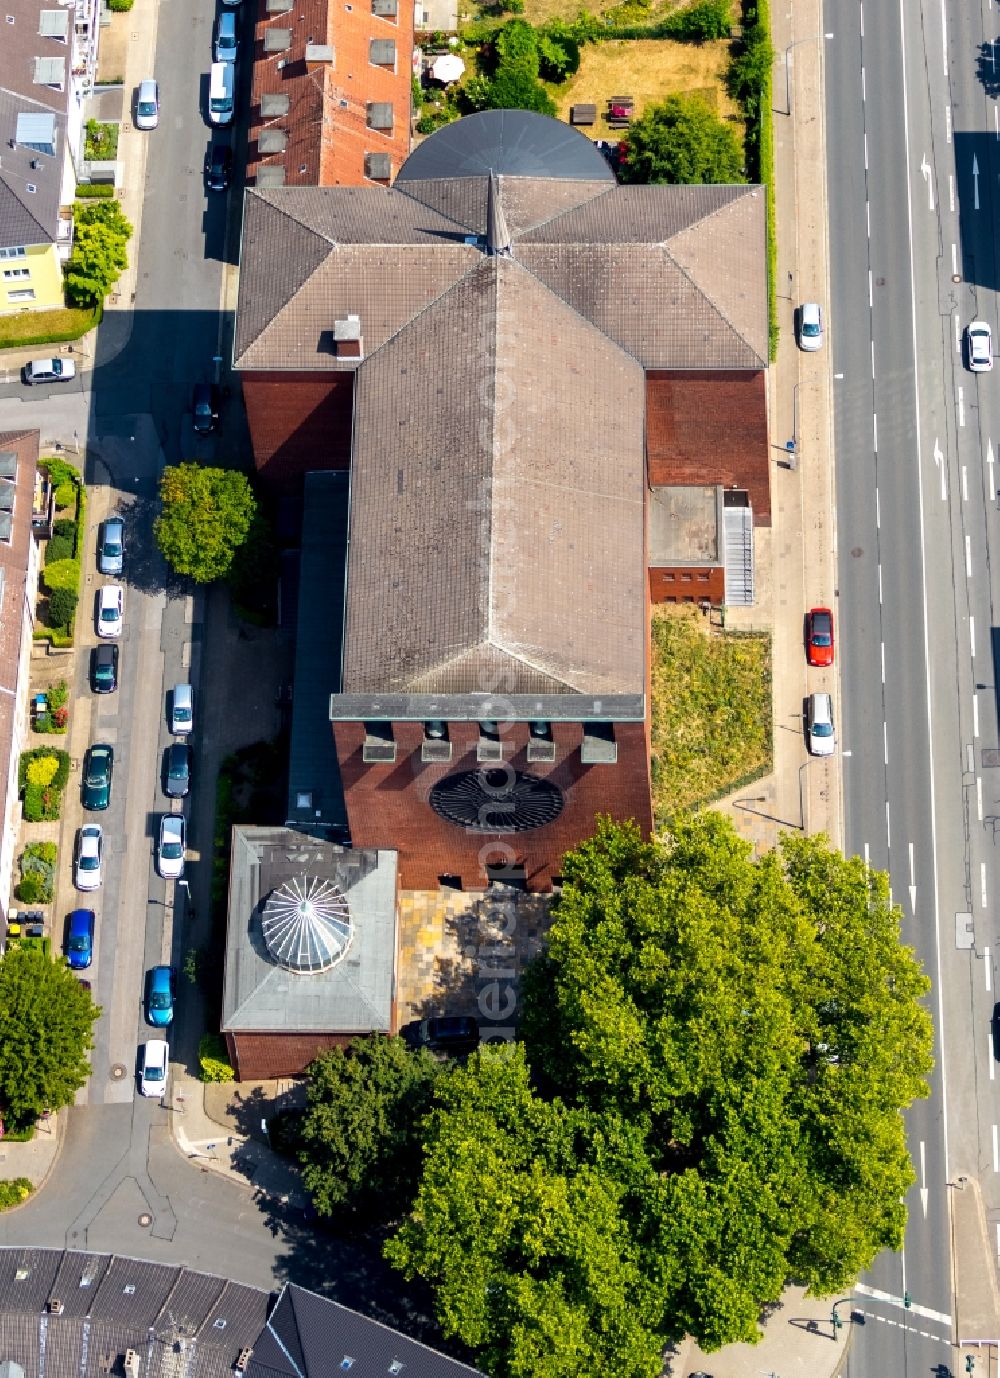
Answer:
[0,305,98,350]
[650,605,772,822]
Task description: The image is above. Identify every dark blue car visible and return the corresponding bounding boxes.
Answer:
[66,909,95,970]
[146,965,175,1027]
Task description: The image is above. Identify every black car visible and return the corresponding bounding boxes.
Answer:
[82,743,114,810]
[415,1016,480,1055]
[91,642,119,694]
[192,382,220,435]
[206,144,232,191]
[164,742,193,798]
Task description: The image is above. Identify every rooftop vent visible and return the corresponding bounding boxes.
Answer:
[422,722,452,764]
[263,27,291,50]
[261,877,352,972]
[369,37,395,65]
[265,0,292,11]
[364,151,391,181]
[430,768,564,833]
[363,721,395,763]
[333,314,363,359]
[123,1352,140,1378]
[260,91,289,116]
[14,1265,30,1281]
[581,722,617,765]
[234,1350,253,1374]
[527,721,555,763]
[47,1299,64,1315]
[258,127,287,154]
[304,42,333,63]
[255,165,286,187]
[366,101,393,130]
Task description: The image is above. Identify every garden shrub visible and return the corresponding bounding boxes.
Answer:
[75,183,115,199]
[46,587,78,629]
[106,0,135,11]
[84,120,118,161]
[198,1034,235,1083]
[19,748,69,820]
[42,558,80,593]
[14,875,42,904]
[42,458,81,489]
[52,518,77,542]
[54,480,75,510]
[45,533,74,564]
[662,0,731,39]
[47,680,69,711]
[25,756,58,788]
[22,785,46,822]
[0,1179,33,1210]
[17,845,56,903]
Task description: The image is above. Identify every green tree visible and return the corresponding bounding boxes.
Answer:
[300,1035,445,1221]
[621,93,745,184]
[726,19,774,109]
[391,815,933,1372]
[64,201,133,308]
[0,948,99,1127]
[41,558,80,592]
[477,67,556,116]
[154,463,256,582]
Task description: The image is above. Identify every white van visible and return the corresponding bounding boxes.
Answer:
[208,62,235,126]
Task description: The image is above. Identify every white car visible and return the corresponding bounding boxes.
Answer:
[157,814,186,879]
[139,1039,169,1098]
[797,302,823,352]
[22,358,76,386]
[97,584,123,638]
[967,320,993,372]
[74,824,103,891]
[135,78,159,130]
[806,692,836,757]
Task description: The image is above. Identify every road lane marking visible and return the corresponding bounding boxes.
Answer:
[869,268,873,308]
[886,801,891,848]
[873,411,878,449]
[946,103,952,142]
[934,437,947,499]
[987,946,992,992]
[959,386,966,428]
[853,1283,950,1325]
[990,439,995,493]
[876,488,881,527]
[974,153,981,209]
[974,692,980,737]
[969,744,976,772]
[994,1124,998,1172]
[921,154,934,209]
[909,843,917,914]
[864,843,870,875]
[996,104,999,141]
[991,1033,996,1081]
[950,174,955,210]
[972,615,977,657]
[864,132,869,171]
[881,641,886,682]
[983,861,989,909]
[884,721,889,765]
[963,464,969,501]
[978,776,984,820]
[952,242,958,276]
[967,534,973,576]
[879,562,883,603]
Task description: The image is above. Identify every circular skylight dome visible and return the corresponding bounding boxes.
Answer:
[261,877,352,973]
[430,768,564,833]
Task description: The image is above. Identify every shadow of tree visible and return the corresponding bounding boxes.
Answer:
[977,40,1000,98]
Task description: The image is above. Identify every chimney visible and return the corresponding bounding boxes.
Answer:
[333,314,363,360]
[304,43,333,69]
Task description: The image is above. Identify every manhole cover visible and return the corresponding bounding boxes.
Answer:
[110,1063,127,1082]
[851,547,863,558]
[138,1213,152,1228]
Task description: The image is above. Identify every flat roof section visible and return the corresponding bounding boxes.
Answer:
[648,485,722,567]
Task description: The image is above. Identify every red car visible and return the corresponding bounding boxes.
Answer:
[807,608,834,667]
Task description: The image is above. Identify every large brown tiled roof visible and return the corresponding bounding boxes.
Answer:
[342,257,646,696]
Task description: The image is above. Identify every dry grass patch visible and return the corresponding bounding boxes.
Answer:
[650,604,771,822]
[547,37,740,125]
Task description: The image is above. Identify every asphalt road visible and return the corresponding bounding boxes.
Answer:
[828,0,1000,1371]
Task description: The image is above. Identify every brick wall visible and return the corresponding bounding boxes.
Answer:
[646,371,771,526]
[335,719,653,891]
[226,1030,358,1081]
[242,372,355,492]
[649,565,725,603]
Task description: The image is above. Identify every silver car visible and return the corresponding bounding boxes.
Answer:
[139,1039,169,1098]
[157,814,186,879]
[74,824,104,891]
[135,78,159,130]
[170,684,193,735]
[98,517,124,576]
[797,302,823,352]
[806,692,836,757]
[22,358,76,386]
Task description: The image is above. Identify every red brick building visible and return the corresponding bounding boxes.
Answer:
[234,112,769,893]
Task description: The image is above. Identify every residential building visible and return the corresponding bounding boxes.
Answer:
[0,431,40,918]
[0,1249,487,1378]
[247,0,413,191]
[0,0,101,313]
[234,110,769,892]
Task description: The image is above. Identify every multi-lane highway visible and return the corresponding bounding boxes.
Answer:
[828,0,1000,1371]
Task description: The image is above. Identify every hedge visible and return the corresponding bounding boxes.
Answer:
[730,0,776,357]
[42,558,80,593]
[198,1034,235,1083]
[75,183,116,199]
[0,304,100,351]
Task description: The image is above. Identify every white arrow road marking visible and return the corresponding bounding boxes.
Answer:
[920,1140,928,1217]
[989,439,996,495]
[994,1124,998,1173]
[934,438,947,500]
[975,153,981,208]
[986,945,992,992]
[908,842,916,914]
[921,155,935,208]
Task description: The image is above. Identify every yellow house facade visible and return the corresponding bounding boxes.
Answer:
[0,241,64,314]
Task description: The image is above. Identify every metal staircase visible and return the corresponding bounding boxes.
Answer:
[723,505,754,606]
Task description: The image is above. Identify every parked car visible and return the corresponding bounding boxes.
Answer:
[206,144,232,192]
[139,1038,169,1097]
[208,61,235,126]
[97,584,123,638]
[98,516,125,576]
[164,742,192,799]
[146,965,175,1027]
[74,824,103,891]
[66,908,95,970]
[157,814,186,879]
[416,1016,480,1055]
[806,607,834,667]
[192,382,220,435]
[82,743,114,811]
[967,320,993,372]
[214,10,238,61]
[91,643,119,694]
[806,692,836,757]
[135,78,160,130]
[22,358,76,386]
[170,683,193,735]
[797,302,824,352]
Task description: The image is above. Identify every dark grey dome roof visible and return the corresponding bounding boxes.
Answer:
[397,110,615,183]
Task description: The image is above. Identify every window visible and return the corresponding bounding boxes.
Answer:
[7,289,35,302]
[0,247,26,260]
[3,268,29,279]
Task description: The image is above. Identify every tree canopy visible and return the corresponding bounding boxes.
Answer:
[154,463,257,583]
[620,93,745,184]
[0,948,99,1127]
[64,200,133,308]
[387,814,933,1375]
[299,1034,444,1222]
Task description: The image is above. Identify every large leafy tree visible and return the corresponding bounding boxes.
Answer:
[64,201,133,308]
[0,948,99,1127]
[621,93,745,185]
[299,1035,445,1222]
[390,814,933,1373]
[154,463,256,583]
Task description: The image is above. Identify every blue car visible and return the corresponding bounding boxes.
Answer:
[66,909,95,970]
[146,965,175,1027]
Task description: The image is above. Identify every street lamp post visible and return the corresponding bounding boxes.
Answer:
[783,33,834,116]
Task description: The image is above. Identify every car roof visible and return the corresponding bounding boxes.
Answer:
[145,1038,168,1060]
[103,515,123,532]
[810,691,832,714]
[801,302,821,320]
[161,814,183,835]
[173,683,192,703]
[69,908,95,928]
[138,78,157,95]
[95,642,117,660]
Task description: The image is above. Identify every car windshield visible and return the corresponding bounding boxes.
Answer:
[802,320,819,336]
[145,1063,164,1082]
[138,100,156,115]
[104,540,121,556]
[169,761,187,779]
[174,706,191,722]
[101,605,117,621]
[210,97,229,112]
[812,722,834,737]
[86,766,106,784]
[161,841,182,859]
[96,663,112,680]
[80,852,99,869]
[150,990,170,1009]
[812,618,832,643]
[68,936,88,952]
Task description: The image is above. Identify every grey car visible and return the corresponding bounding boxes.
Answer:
[806,692,836,757]
[164,742,192,799]
[98,516,124,575]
